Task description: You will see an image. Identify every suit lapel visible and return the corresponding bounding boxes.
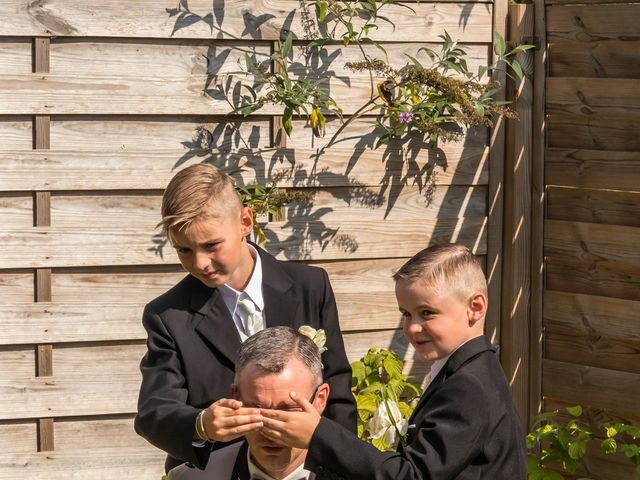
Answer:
[190,277,242,365]
[408,336,496,425]
[230,441,251,480]
[257,247,302,330]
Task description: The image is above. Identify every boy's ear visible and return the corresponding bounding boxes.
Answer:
[467,291,487,326]
[239,206,254,237]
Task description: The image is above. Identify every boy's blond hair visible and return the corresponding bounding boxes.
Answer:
[393,244,487,301]
[160,164,242,237]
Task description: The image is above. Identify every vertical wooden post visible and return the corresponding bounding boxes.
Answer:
[487,0,509,345]
[529,0,547,425]
[33,35,54,453]
[270,41,287,149]
[501,4,534,427]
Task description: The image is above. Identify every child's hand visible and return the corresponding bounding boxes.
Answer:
[203,398,263,442]
[260,391,321,449]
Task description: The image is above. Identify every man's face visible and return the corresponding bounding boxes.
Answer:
[234,357,328,479]
[170,207,254,291]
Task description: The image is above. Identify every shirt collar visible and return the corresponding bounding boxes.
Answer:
[218,244,265,313]
[247,446,312,480]
[429,338,474,385]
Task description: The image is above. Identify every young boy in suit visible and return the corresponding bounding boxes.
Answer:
[259,243,527,479]
[134,164,356,476]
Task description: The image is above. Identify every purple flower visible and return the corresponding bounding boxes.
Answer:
[398,112,414,124]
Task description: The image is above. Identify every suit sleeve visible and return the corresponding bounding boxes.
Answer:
[134,304,212,469]
[305,374,491,480]
[317,269,358,434]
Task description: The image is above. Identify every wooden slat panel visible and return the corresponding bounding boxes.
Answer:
[546,257,640,302]
[546,148,640,191]
[0,216,486,267]
[50,116,272,150]
[545,219,640,271]
[46,40,490,79]
[55,417,158,451]
[0,422,37,454]
[0,194,33,227]
[0,69,494,115]
[547,4,640,42]
[547,77,640,119]
[0,449,165,480]
[0,116,33,149]
[0,146,489,191]
[0,1,492,41]
[49,187,486,229]
[547,114,640,151]
[543,359,640,421]
[547,186,640,227]
[0,38,32,74]
[549,42,640,79]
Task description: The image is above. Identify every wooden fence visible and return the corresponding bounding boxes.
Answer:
[0,0,506,478]
[541,0,640,478]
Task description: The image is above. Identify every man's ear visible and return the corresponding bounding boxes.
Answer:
[467,291,487,326]
[312,383,330,414]
[231,384,239,400]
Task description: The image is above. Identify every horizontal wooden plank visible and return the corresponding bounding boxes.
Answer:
[0,145,488,191]
[0,216,486,267]
[54,417,158,452]
[546,257,640,302]
[0,116,33,150]
[549,42,640,79]
[547,114,640,151]
[547,77,640,119]
[0,272,34,302]
[0,38,32,74]
[545,148,640,191]
[48,186,486,229]
[46,40,490,79]
[544,292,640,374]
[0,348,35,380]
[547,186,640,227]
[547,4,640,42]
[0,193,33,228]
[545,219,640,271]
[0,422,37,454]
[0,449,165,480]
[545,331,640,375]
[0,1,492,41]
[543,358,640,422]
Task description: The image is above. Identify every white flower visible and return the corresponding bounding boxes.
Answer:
[298,325,328,354]
[369,400,408,448]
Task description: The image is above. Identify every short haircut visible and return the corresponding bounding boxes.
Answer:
[160,163,242,237]
[393,243,487,301]
[235,326,323,386]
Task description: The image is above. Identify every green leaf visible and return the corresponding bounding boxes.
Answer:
[356,391,378,414]
[494,32,506,57]
[371,434,390,452]
[566,405,583,417]
[568,440,587,460]
[510,59,524,80]
[316,1,328,23]
[383,354,403,380]
[281,32,293,59]
[601,437,617,454]
[283,107,293,136]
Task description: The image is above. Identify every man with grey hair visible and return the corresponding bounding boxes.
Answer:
[169,326,329,480]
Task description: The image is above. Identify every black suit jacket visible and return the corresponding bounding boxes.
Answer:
[305,336,527,480]
[134,246,356,472]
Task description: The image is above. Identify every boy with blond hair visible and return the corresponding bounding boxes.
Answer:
[134,164,356,476]
[259,243,527,479]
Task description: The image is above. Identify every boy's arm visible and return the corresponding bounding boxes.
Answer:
[316,269,358,433]
[134,304,212,468]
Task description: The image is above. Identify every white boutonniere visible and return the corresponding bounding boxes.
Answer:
[298,325,328,354]
[369,399,409,449]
